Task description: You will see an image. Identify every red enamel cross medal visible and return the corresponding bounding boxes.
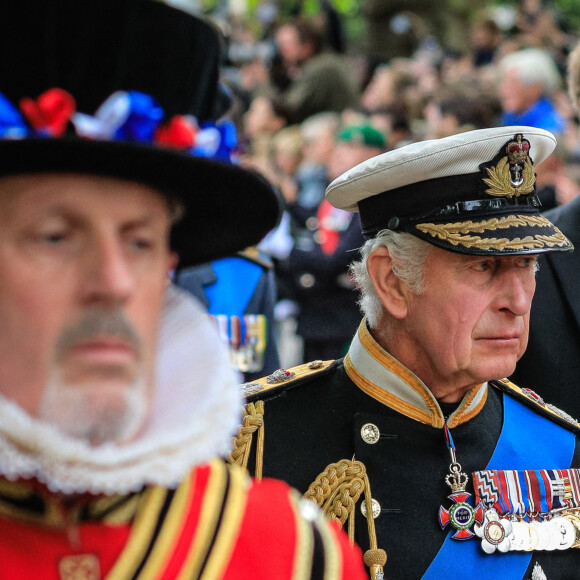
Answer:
[438,424,484,539]
[439,489,485,540]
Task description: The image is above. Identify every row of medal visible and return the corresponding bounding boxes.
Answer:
[474,508,580,553]
[472,469,580,554]
[209,314,267,372]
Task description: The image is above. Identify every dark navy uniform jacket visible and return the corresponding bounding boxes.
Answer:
[239,320,580,579]
[511,195,580,421]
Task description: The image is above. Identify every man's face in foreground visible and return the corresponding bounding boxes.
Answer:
[0,173,174,445]
[389,247,537,400]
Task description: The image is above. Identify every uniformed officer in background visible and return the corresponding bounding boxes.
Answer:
[175,246,281,382]
[510,42,580,422]
[232,126,580,579]
[278,124,386,362]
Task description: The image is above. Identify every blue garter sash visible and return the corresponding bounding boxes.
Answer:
[422,391,576,579]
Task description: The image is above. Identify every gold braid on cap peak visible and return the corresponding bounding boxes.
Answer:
[305,459,387,579]
[416,215,570,252]
[228,401,265,480]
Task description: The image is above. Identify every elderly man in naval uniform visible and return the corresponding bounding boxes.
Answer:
[233,125,580,580]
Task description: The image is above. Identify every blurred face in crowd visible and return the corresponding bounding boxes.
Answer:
[328,141,382,181]
[360,67,395,112]
[274,146,302,177]
[371,247,537,401]
[275,24,308,67]
[243,96,285,138]
[471,21,500,50]
[0,174,174,445]
[499,68,543,114]
[302,127,336,166]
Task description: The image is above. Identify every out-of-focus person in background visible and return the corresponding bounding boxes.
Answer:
[470,17,503,68]
[498,47,567,133]
[423,88,501,139]
[273,17,359,124]
[278,124,386,362]
[511,41,580,419]
[291,112,341,233]
[361,0,446,67]
[241,95,287,162]
[175,246,281,383]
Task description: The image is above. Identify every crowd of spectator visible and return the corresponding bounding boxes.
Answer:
[205,0,580,367]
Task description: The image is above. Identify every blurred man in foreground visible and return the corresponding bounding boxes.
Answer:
[0,1,367,578]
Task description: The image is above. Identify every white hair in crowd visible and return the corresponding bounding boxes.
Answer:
[301,111,341,142]
[350,230,432,328]
[498,48,562,94]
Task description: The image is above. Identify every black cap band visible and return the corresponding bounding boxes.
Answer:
[358,172,540,238]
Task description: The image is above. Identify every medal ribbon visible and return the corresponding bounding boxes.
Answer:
[516,470,530,514]
[548,469,569,510]
[423,391,576,580]
[472,468,580,516]
[570,470,580,509]
[498,470,514,514]
[524,470,542,515]
[539,469,553,513]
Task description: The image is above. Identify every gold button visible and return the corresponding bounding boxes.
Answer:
[361,423,380,444]
[361,498,381,519]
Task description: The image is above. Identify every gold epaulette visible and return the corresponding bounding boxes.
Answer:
[239,360,335,399]
[230,361,335,480]
[492,378,580,432]
[236,246,273,269]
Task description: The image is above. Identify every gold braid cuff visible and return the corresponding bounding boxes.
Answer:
[227,401,265,480]
[304,459,387,579]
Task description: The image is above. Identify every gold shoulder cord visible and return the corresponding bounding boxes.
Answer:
[304,459,387,580]
[229,361,335,478]
[228,402,387,578]
[228,401,265,480]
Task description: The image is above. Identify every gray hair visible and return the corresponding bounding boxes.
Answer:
[498,48,562,94]
[301,112,341,142]
[350,230,432,328]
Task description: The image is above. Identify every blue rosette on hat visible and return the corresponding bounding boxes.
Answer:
[0,0,281,267]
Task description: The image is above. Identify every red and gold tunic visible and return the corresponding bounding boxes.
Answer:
[0,459,366,579]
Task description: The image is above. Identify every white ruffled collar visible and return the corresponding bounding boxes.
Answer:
[0,286,241,495]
